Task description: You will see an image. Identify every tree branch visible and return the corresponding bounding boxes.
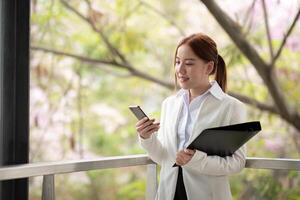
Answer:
[31,46,127,69]
[200,0,270,78]
[44,0,300,131]
[31,46,173,89]
[270,7,300,68]
[261,0,274,60]
[243,0,257,35]
[228,92,279,115]
[32,46,285,117]
[139,0,186,37]
[199,0,300,131]
[60,0,129,65]
[122,2,143,22]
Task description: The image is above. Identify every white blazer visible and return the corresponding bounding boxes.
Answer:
[139,83,247,200]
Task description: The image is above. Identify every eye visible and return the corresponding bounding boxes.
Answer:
[185,62,194,66]
[175,60,181,65]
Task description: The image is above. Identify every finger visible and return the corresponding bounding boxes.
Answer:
[136,117,154,128]
[141,123,160,134]
[179,153,192,164]
[135,117,149,126]
[177,153,187,162]
[148,127,160,134]
[176,150,185,155]
[176,157,184,166]
[178,155,188,165]
[177,150,189,157]
[176,161,182,166]
[182,155,190,163]
[176,151,184,157]
[153,119,160,124]
[136,119,155,132]
[184,149,195,156]
[176,152,183,160]
[153,122,160,126]
[139,126,159,138]
[142,127,159,137]
[140,119,155,129]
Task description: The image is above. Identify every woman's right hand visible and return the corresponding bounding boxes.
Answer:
[136,117,160,139]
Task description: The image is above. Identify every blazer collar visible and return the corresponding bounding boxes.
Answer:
[209,80,225,100]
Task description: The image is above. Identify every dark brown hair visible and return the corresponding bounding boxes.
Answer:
[174,33,227,92]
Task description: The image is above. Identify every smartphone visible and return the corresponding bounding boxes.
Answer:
[129,105,149,120]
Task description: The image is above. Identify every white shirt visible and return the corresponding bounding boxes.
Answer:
[139,81,247,200]
[177,87,210,150]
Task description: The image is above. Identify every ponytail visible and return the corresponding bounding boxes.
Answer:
[215,54,227,92]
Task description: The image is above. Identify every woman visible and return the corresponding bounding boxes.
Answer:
[136,33,246,200]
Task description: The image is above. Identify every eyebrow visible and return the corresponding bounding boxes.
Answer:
[175,57,197,61]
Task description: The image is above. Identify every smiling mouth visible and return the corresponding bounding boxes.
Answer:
[178,77,190,82]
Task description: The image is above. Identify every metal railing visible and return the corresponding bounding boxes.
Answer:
[0,155,299,200]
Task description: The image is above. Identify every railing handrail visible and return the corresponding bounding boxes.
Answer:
[0,155,300,181]
[0,154,154,180]
[245,157,300,170]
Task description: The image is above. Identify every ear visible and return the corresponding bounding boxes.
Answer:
[205,61,214,75]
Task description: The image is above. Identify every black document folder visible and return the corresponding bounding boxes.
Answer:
[173,121,261,167]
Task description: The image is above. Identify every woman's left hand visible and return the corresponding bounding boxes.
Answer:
[176,149,196,166]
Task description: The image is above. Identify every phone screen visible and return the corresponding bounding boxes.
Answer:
[129,105,149,120]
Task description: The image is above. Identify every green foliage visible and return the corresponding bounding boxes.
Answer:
[116,180,146,200]
[29,0,300,199]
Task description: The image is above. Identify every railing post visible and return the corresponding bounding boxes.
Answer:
[146,164,157,200]
[42,175,55,200]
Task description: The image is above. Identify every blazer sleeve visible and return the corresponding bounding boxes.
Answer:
[183,100,247,176]
[138,99,167,165]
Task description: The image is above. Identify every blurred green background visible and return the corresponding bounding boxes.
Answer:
[29,0,300,199]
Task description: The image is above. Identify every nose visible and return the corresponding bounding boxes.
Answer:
[176,63,186,74]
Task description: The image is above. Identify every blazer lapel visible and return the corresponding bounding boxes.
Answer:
[168,96,183,153]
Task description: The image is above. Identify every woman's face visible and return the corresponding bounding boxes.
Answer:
[175,44,213,90]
